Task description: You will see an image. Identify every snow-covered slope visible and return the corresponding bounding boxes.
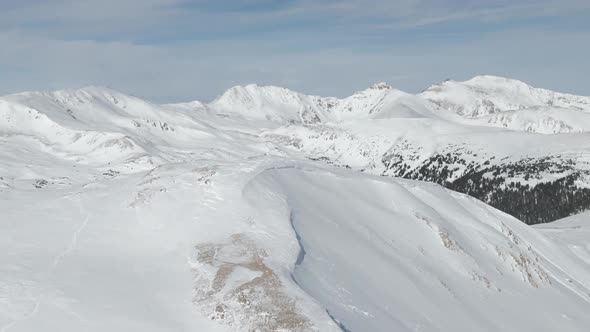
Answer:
[333,83,440,120]
[2,81,590,331]
[0,98,146,165]
[536,211,590,248]
[470,106,590,134]
[251,166,590,332]
[421,75,590,118]
[3,153,590,331]
[0,87,220,169]
[420,76,590,133]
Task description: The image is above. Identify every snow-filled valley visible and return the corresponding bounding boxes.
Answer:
[1,76,590,331]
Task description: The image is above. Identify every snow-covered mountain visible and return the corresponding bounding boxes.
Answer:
[206,76,590,134]
[471,105,590,134]
[2,78,590,331]
[209,82,440,124]
[421,75,590,117]
[421,75,590,133]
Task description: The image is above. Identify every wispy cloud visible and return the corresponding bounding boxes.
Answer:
[0,0,589,101]
[213,0,590,29]
[5,0,588,38]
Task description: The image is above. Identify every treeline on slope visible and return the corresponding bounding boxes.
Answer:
[382,153,590,225]
[448,172,590,225]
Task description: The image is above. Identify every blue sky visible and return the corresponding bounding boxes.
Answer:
[1,0,589,102]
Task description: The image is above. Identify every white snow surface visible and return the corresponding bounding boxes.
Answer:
[420,76,590,133]
[1,79,590,331]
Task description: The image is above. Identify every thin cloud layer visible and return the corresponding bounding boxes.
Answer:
[0,0,589,102]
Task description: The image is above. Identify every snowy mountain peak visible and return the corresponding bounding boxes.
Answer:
[209,84,318,122]
[465,75,529,86]
[421,75,590,121]
[212,84,309,108]
[369,82,393,90]
[4,86,151,114]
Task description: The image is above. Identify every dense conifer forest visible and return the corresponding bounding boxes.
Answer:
[382,153,590,224]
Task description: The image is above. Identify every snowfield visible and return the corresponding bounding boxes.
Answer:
[1,77,590,331]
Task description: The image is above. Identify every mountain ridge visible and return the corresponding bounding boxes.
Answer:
[195,75,590,132]
[3,76,590,224]
[4,75,590,134]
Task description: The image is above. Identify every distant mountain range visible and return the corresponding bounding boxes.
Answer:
[2,76,590,224]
